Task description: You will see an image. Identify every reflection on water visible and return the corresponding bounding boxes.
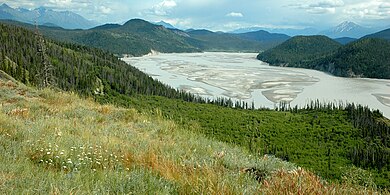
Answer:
[123,52,390,118]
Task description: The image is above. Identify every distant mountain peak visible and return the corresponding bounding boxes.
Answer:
[0,4,99,29]
[155,21,176,29]
[320,21,374,38]
[334,21,360,33]
[1,3,11,9]
[35,6,49,15]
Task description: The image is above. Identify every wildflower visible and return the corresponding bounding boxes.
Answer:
[55,156,60,159]
[47,152,51,155]
[60,152,64,155]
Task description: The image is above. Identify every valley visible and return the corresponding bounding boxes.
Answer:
[1,1,390,192]
[125,52,390,118]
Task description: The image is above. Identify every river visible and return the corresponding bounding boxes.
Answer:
[123,52,390,118]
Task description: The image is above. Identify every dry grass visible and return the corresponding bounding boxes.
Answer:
[0,77,386,194]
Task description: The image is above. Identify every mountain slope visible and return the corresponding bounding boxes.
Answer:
[186,29,264,52]
[334,37,357,45]
[314,38,390,78]
[230,27,318,36]
[257,35,341,66]
[1,72,383,193]
[155,21,176,29]
[186,29,290,51]
[236,30,290,49]
[258,34,390,79]
[0,22,187,98]
[364,28,390,40]
[0,19,201,56]
[320,21,373,39]
[0,3,98,29]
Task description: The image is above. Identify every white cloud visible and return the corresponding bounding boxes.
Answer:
[343,0,390,20]
[290,0,344,14]
[226,12,243,17]
[99,5,111,14]
[151,0,177,16]
[48,0,72,8]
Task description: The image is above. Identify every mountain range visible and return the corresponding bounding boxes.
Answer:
[231,21,383,39]
[0,3,98,29]
[0,18,291,56]
[230,27,318,36]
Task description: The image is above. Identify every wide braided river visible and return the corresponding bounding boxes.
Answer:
[123,52,390,118]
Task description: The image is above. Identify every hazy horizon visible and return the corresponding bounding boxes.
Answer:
[1,0,389,31]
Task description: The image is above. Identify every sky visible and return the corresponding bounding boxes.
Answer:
[1,0,390,31]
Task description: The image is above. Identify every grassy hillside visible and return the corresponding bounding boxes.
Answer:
[257,35,341,67]
[1,22,389,189]
[101,93,390,188]
[0,71,384,194]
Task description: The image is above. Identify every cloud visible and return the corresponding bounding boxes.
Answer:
[290,0,344,14]
[150,0,177,16]
[47,0,73,8]
[226,12,243,17]
[343,0,390,20]
[99,5,111,14]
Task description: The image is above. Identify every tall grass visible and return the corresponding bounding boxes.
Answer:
[0,78,385,194]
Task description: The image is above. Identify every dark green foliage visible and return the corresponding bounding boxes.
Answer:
[345,104,390,187]
[97,93,390,188]
[334,37,357,45]
[314,38,390,79]
[257,35,390,79]
[257,35,341,67]
[0,23,187,98]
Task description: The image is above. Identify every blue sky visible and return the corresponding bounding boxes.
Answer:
[1,0,390,31]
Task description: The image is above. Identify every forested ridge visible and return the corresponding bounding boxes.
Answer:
[0,19,285,56]
[257,35,390,79]
[0,22,194,99]
[257,36,341,67]
[1,22,390,188]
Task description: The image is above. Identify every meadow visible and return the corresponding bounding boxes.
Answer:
[0,73,384,194]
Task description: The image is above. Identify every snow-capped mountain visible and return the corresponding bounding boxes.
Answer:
[0,3,98,29]
[320,21,375,39]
